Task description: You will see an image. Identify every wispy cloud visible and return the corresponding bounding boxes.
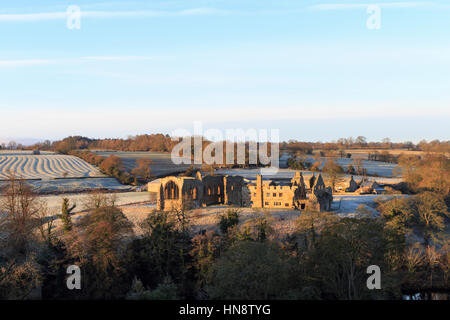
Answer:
[309,2,434,11]
[81,56,170,61]
[0,8,231,22]
[0,12,65,22]
[0,56,169,67]
[0,2,444,22]
[0,59,55,67]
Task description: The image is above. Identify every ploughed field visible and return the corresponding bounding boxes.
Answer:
[0,151,105,180]
[0,151,129,194]
[93,151,198,177]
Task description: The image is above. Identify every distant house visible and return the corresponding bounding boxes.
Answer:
[345,176,359,192]
[32,150,41,155]
[357,180,385,194]
[371,181,386,194]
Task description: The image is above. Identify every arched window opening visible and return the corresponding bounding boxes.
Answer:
[164,181,179,200]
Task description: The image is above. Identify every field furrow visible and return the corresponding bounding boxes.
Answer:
[0,152,106,180]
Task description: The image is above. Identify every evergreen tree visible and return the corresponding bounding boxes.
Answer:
[60,198,76,232]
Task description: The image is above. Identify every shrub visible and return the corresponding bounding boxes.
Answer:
[218,209,239,234]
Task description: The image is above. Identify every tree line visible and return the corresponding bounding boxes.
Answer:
[281,137,449,154]
[6,135,449,156]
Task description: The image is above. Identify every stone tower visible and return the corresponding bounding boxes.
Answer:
[254,174,264,208]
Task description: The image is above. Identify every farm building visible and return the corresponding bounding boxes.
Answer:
[345,176,359,192]
[357,180,386,194]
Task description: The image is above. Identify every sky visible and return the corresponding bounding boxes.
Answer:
[0,0,449,144]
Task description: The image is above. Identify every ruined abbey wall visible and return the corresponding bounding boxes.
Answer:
[149,173,243,211]
[149,172,332,212]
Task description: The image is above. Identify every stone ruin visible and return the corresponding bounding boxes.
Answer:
[148,172,243,211]
[149,171,333,212]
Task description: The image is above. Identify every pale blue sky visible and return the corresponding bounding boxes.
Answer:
[0,0,449,143]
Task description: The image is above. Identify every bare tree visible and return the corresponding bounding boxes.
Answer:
[82,191,117,211]
[0,257,42,299]
[322,158,344,191]
[0,173,44,254]
[37,205,55,245]
[7,141,17,150]
[355,136,367,147]
[131,159,153,181]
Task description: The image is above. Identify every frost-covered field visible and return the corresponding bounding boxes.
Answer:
[35,192,154,216]
[0,151,105,180]
[216,168,403,184]
[93,151,197,177]
[332,194,409,217]
[0,151,129,193]
[330,158,398,177]
[119,200,397,237]
[38,195,408,237]
[279,153,399,177]
[60,205,300,237]
[118,195,408,236]
[22,177,131,194]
